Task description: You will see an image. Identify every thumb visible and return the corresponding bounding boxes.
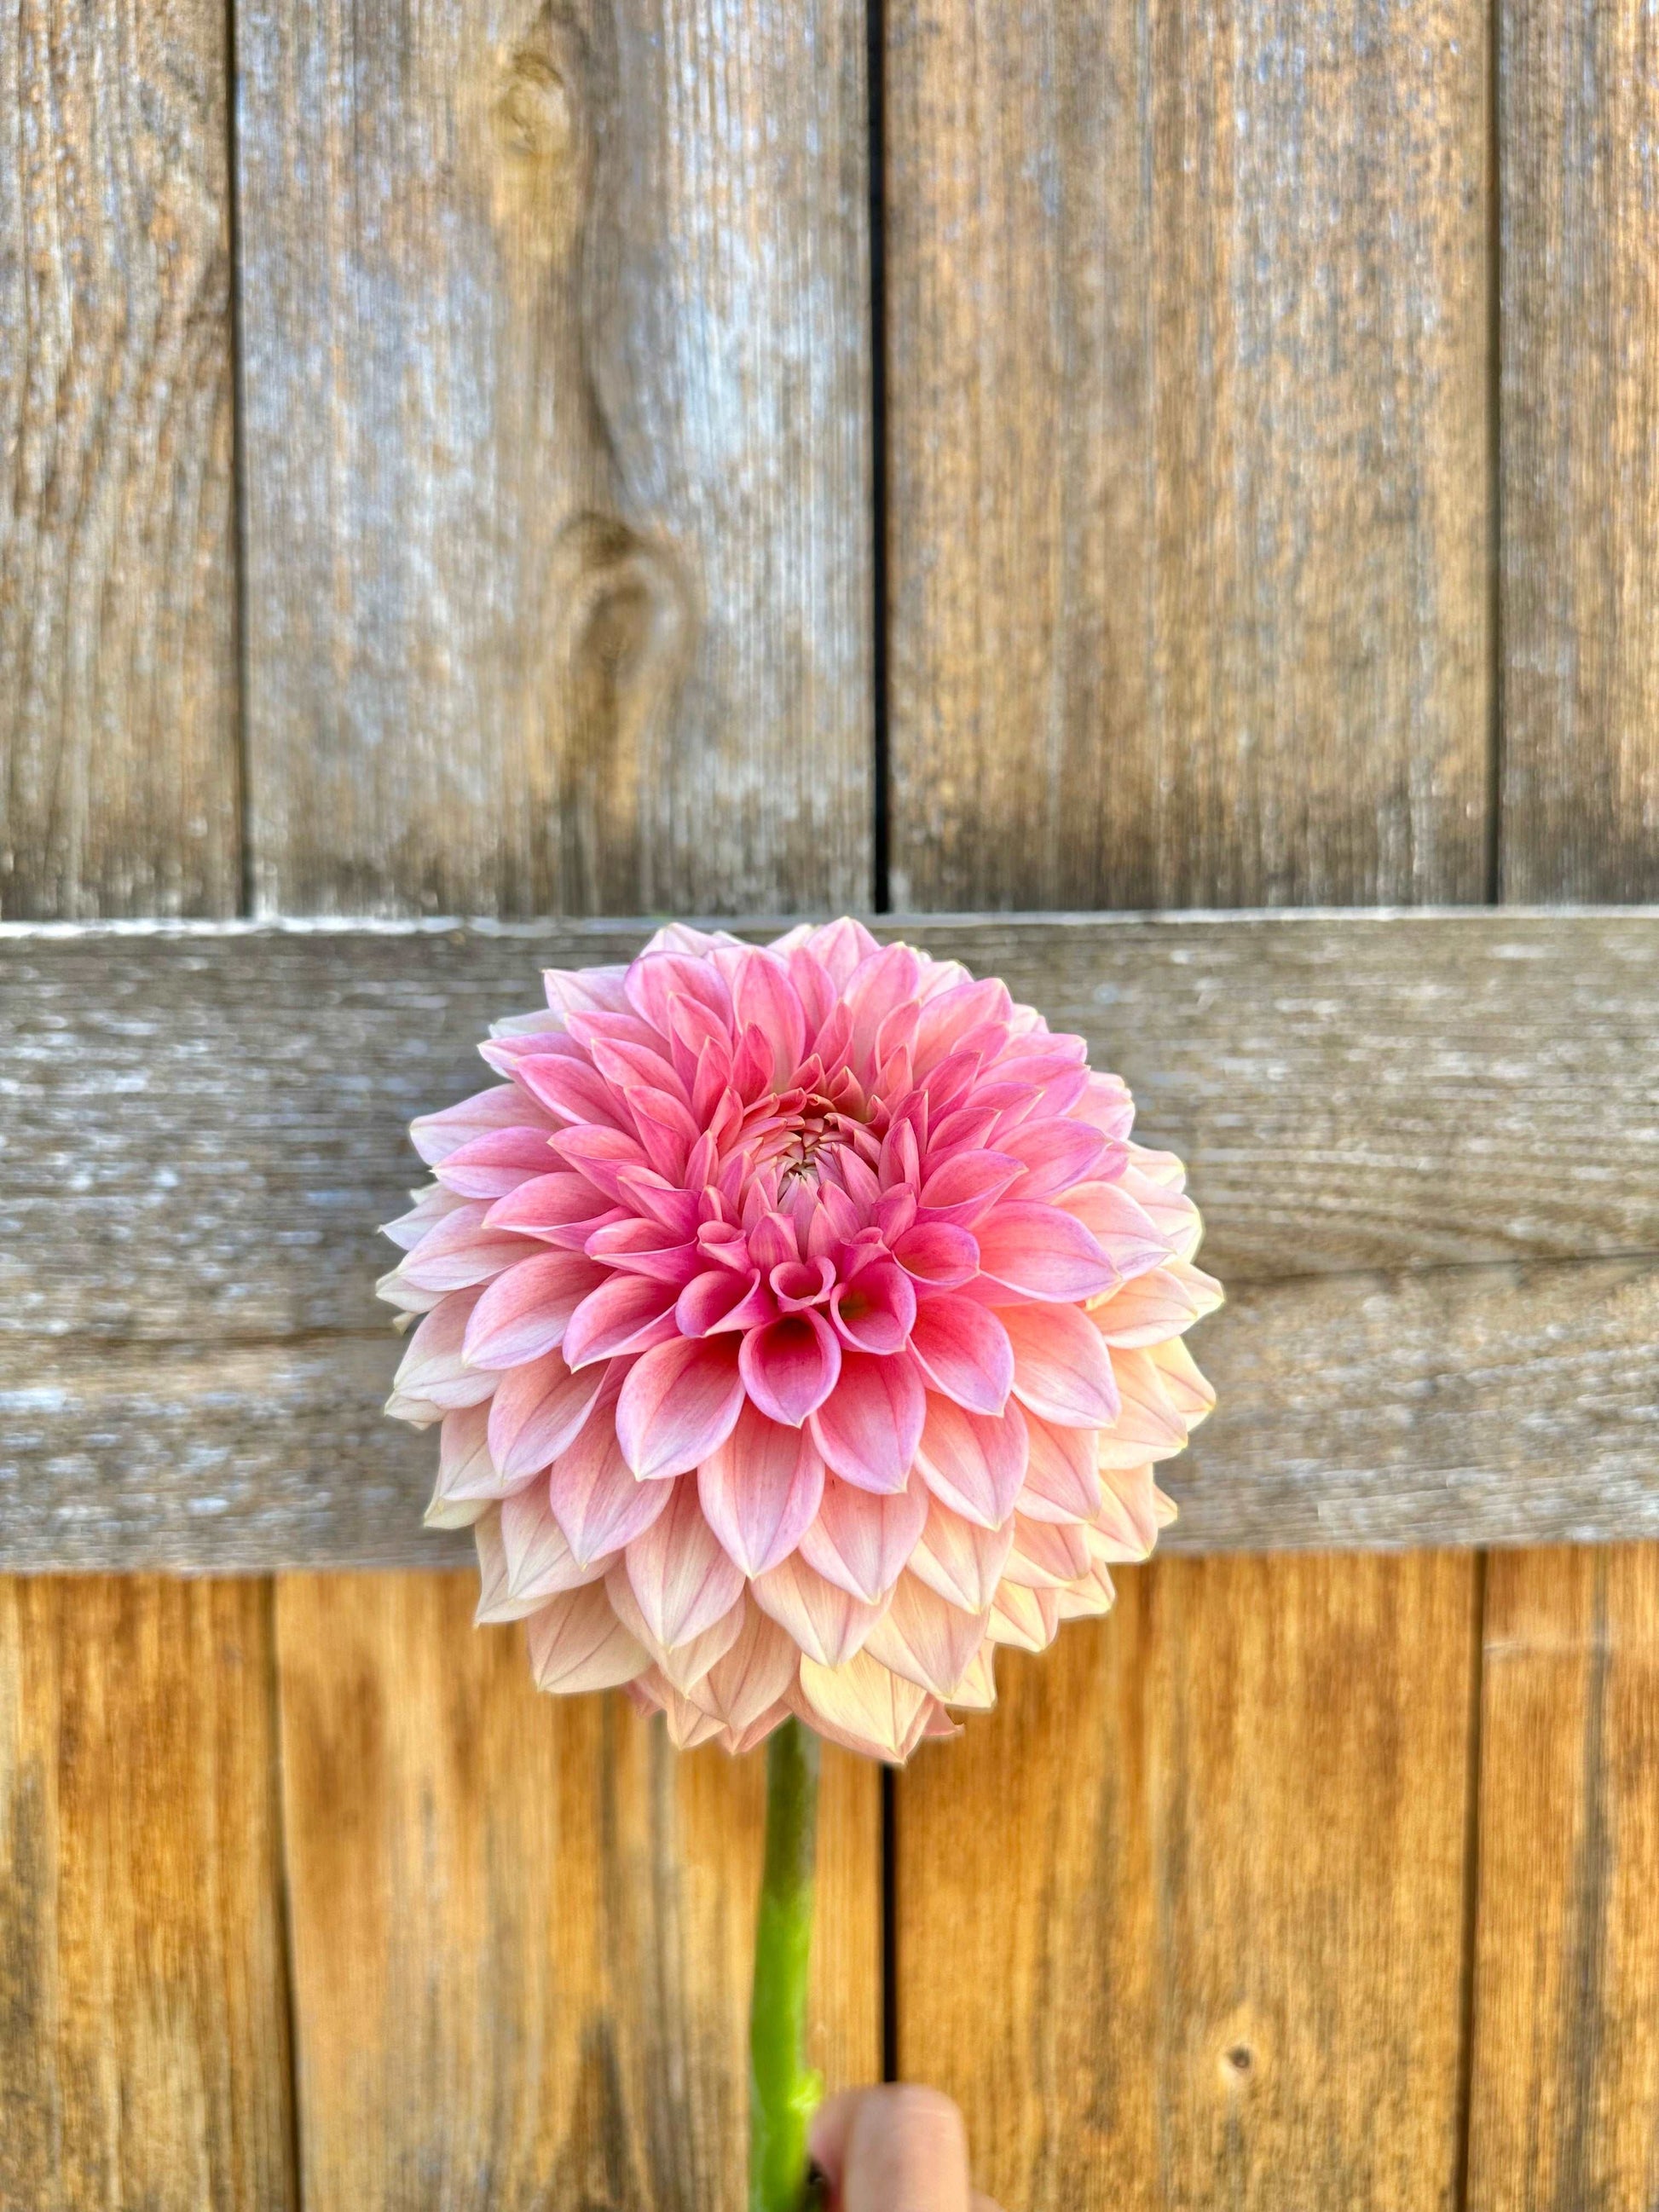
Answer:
[810,2085,988,2212]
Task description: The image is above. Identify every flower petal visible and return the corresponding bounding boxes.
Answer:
[1003,1302,1120,1428]
[1018,1410,1103,1523]
[986,1580,1060,1654]
[616,1335,746,1480]
[809,1350,927,1494]
[685,1598,801,1733]
[890,1220,980,1290]
[623,1477,747,1647]
[912,1395,1027,1528]
[547,1410,674,1567]
[432,1124,560,1198]
[863,1572,990,1697]
[390,1288,494,1413]
[796,1471,928,1604]
[527,1582,648,1693]
[906,1294,1013,1413]
[1059,1179,1172,1280]
[740,1310,843,1427]
[1000,1514,1091,1589]
[751,1554,889,1666]
[462,1251,608,1370]
[473,1508,554,1621]
[828,1260,916,1356]
[909,1496,1015,1614]
[697,1405,824,1576]
[562,1273,682,1370]
[500,1478,613,1599]
[488,1350,612,1480]
[425,1405,508,1528]
[916,1149,1023,1227]
[974,1202,1117,1302]
[795,1647,929,1761]
[412,1084,554,1167]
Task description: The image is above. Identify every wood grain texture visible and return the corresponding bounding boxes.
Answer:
[1465,1547,1659,2210]
[1500,0,1659,899]
[899,1554,1478,2209]
[0,0,241,919]
[275,1571,878,2211]
[235,0,871,918]
[4,912,1656,1564]
[883,0,1490,911]
[0,1576,295,2209]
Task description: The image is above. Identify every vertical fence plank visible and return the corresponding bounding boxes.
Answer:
[884,0,1490,911]
[1499,1,1659,899]
[275,1575,877,2211]
[0,10,289,2192]
[240,2,881,2198]
[886,3,1488,2202]
[897,1561,1477,2209]
[1465,10,1659,2190]
[0,1580,295,2210]
[0,0,241,918]
[236,0,872,916]
[1465,1549,1659,2211]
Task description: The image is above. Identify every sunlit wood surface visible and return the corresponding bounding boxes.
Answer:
[3,0,1656,2202]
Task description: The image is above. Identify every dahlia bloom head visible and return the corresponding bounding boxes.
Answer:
[380,920,1219,1762]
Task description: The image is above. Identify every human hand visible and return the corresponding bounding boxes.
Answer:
[808,2086,1004,2212]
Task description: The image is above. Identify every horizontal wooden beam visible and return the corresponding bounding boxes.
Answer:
[3,912,1656,1567]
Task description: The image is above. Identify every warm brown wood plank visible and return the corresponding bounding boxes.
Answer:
[4,912,1656,1566]
[0,1575,295,2208]
[883,0,1490,910]
[234,0,871,917]
[886,16,1491,2175]
[0,0,240,919]
[275,1571,878,2210]
[899,1553,1478,2208]
[1465,1547,1659,2209]
[1500,0,1659,899]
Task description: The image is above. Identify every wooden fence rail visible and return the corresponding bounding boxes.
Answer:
[4,909,1656,1567]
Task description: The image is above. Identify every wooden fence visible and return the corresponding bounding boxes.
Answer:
[3,1,1658,2207]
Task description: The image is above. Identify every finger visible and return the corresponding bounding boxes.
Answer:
[839,2085,974,2212]
[807,2088,865,2182]
[971,2196,1007,2212]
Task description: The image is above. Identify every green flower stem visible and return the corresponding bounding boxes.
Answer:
[749,1715,824,2212]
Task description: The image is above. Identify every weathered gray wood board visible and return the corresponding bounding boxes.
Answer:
[0,0,241,920]
[3,910,1655,1565]
[235,0,872,920]
[883,0,1490,912]
[1500,0,1659,901]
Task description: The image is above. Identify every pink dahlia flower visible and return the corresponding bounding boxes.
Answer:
[380,921,1219,1761]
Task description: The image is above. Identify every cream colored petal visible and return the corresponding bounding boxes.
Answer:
[527,1581,648,1694]
[1147,1336,1217,1429]
[909,1497,1014,1615]
[500,1480,613,1602]
[862,1573,991,1698]
[1055,1553,1117,1621]
[473,1508,554,1622]
[942,1643,997,1711]
[999,1515,1090,1590]
[752,1554,891,1667]
[796,1649,929,1761]
[604,1567,744,1692]
[685,1600,800,1733]
[1101,1347,1189,1461]
[986,1580,1059,1653]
